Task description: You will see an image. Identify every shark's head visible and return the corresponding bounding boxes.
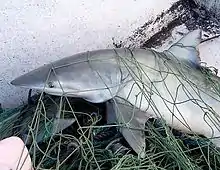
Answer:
[11,64,69,96]
[11,62,97,100]
[11,50,125,103]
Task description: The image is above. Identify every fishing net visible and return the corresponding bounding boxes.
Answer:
[2,46,220,170]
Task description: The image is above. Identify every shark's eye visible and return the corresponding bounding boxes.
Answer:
[48,82,54,88]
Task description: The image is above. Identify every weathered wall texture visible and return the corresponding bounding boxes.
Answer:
[0,0,177,108]
[194,0,220,18]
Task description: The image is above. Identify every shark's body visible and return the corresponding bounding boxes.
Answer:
[11,30,220,158]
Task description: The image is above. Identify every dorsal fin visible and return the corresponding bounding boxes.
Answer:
[167,29,202,66]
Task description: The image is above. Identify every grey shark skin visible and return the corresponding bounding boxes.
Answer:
[11,29,220,158]
[11,49,132,103]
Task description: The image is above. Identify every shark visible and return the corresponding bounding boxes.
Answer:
[11,29,220,158]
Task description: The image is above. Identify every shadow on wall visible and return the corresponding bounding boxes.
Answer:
[194,0,220,18]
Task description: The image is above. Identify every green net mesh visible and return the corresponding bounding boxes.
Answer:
[2,48,220,170]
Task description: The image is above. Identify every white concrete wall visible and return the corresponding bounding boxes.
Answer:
[0,0,177,108]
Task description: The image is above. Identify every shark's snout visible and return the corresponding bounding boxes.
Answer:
[11,64,52,89]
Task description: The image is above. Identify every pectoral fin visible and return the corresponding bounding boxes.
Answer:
[23,118,75,144]
[52,118,76,134]
[106,98,151,158]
